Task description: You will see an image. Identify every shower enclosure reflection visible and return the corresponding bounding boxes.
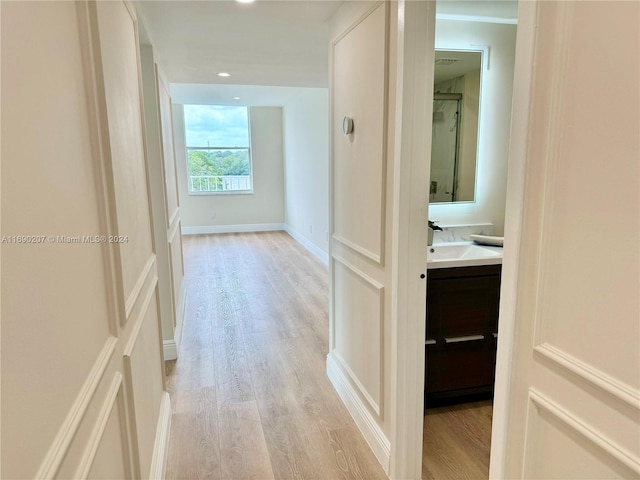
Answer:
[430,50,482,203]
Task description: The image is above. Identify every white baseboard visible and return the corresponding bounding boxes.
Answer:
[284,225,329,265]
[326,352,390,474]
[173,282,186,359]
[181,223,285,235]
[163,340,178,361]
[149,392,171,480]
[163,281,186,361]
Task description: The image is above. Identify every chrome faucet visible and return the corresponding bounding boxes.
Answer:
[428,220,443,246]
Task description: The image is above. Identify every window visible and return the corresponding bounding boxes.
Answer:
[184,105,252,194]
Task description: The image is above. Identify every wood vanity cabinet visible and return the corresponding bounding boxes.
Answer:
[425,264,501,402]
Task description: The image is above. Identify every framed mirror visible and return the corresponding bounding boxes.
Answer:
[430,50,483,203]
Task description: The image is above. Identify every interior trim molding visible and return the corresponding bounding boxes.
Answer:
[173,282,187,359]
[167,207,179,232]
[327,352,390,474]
[331,254,385,417]
[163,280,184,362]
[284,225,329,265]
[149,392,171,480]
[332,234,382,265]
[332,1,384,45]
[531,1,572,347]
[534,343,640,409]
[331,1,389,268]
[123,272,159,357]
[76,0,126,332]
[436,13,518,25]
[74,372,123,479]
[332,351,381,417]
[527,389,640,476]
[125,254,156,321]
[181,223,285,235]
[168,214,181,241]
[488,1,538,477]
[34,336,118,479]
[163,340,178,362]
[121,268,160,477]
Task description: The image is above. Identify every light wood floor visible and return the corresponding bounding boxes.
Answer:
[422,400,493,479]
[165,232,387,480]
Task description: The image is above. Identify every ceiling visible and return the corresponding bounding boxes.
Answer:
[135,1,342,88]
[136,0,517,104]
[436,0,518,22]
[434,50,482,84]
[170,83,322,106]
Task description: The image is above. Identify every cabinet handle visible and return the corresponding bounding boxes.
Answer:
[492,333,498,338]
[425,339,436,345]
[444,335,484,344]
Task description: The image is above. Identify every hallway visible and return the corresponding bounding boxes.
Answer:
[165,232,387,479]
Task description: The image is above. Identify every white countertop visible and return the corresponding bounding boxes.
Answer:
[427,241,503,270]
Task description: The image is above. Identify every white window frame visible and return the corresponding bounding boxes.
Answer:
[184,106,254,196]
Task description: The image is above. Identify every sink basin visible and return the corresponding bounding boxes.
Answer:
[427,242,502,269]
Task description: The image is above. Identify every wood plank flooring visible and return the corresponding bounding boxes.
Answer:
[165,232,387,480]
[422,400,493,479]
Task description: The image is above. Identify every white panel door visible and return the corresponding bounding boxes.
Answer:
[328,1,393,471]
[496,2,639,477]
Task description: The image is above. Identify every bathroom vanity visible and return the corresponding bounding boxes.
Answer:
[425,243,502,402]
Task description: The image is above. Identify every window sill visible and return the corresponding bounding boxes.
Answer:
[188,190,254,196]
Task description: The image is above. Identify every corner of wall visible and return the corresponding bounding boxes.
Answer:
[162,282,184,361]
[284,224,329,265]
[149,392,171,480]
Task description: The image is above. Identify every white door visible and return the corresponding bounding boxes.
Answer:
[492,1,639,477]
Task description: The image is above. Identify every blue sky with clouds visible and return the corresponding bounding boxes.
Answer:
[184,105,249,147]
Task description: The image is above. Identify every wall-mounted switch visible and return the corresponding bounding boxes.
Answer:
[211,211,216,219]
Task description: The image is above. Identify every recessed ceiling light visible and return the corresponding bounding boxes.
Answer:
[217,72,231,77]
[233,97,241,100]
[237,0,255,3]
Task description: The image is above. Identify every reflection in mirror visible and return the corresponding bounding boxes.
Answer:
[430,50,482,203]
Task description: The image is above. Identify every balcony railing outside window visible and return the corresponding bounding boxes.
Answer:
[189,175,251,192]
[186,146,252,194]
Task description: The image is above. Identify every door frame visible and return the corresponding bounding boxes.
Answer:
[489,1,536,477]
[388,1,435,478]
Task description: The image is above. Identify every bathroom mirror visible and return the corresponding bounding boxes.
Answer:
[430,50,482,203]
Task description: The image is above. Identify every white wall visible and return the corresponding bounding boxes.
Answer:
[494,2,640,478]
[429,20,517,235]
[2,2,168,478]
[173,105,285,232]
[327,0,396,472]
[282,89,330,262]
[139,42,186,361]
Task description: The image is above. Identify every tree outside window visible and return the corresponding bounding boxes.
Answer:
[184,105,252,193]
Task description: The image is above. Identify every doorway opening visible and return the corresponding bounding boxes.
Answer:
[422,1,518,478]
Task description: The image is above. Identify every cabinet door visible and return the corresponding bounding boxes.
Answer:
[425,266,501,396]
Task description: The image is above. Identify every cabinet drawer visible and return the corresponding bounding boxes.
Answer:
[426,341,494,393]
[427,274,500,338]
